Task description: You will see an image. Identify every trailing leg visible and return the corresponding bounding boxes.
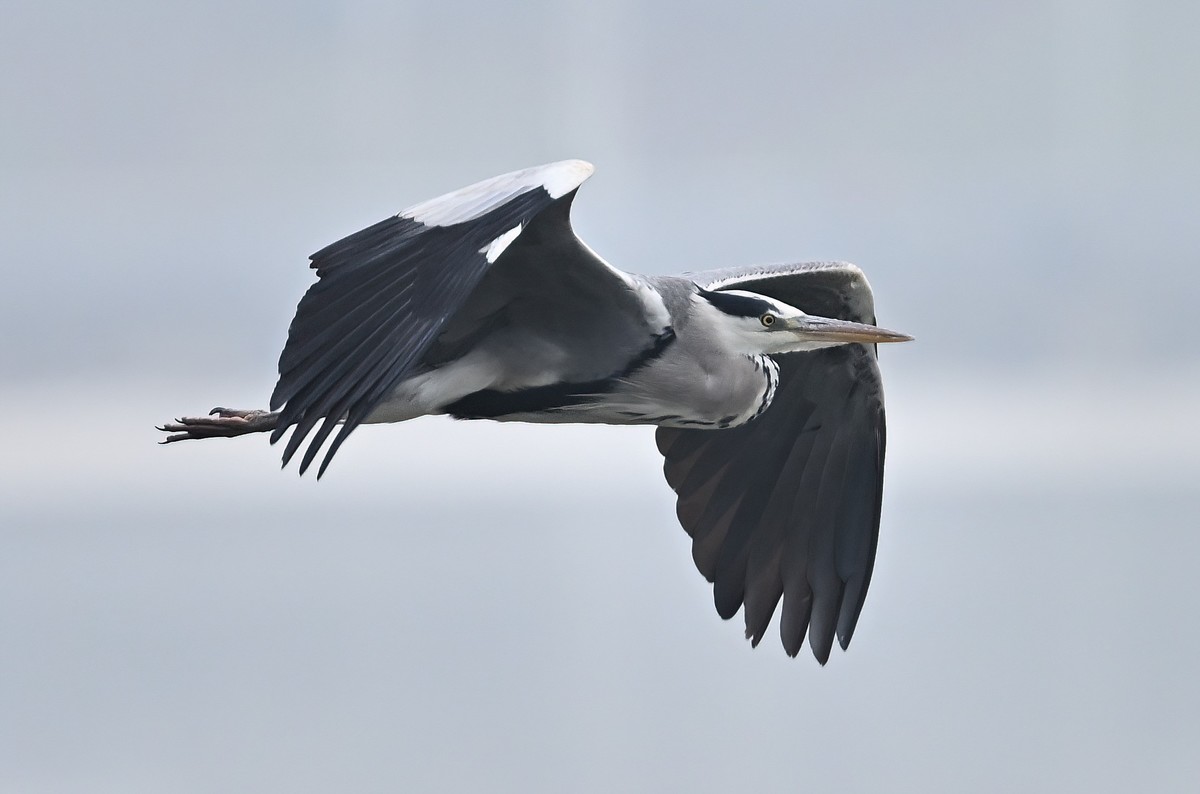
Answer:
[158,407,279,443]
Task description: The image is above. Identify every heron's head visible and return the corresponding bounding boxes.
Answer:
[697,288,912,355]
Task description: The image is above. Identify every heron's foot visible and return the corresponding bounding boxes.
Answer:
[158,408,279,443]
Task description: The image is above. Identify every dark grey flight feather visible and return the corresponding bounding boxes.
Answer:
[655,263,888,663]
[271,182,582,476]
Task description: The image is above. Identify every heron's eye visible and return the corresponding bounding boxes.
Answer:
[760,313,776,327]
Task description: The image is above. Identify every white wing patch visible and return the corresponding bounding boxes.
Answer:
[482,224,523,264]
[401,159,595,227]
[633,280,671,331]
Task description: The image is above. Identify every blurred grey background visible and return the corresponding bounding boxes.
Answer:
[3,1,1198,791]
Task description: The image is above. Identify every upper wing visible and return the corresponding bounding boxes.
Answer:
[655,262,890,662]
[270,159,646,476]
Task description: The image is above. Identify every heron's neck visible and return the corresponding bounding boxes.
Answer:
[685,292,762,355]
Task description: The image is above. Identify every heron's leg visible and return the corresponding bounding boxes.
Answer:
[158,407,280,443]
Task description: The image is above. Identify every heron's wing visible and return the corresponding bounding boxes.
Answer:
[655,262,889,662]
[271,159,650,476]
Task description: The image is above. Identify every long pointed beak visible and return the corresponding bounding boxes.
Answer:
[785,315,913,344]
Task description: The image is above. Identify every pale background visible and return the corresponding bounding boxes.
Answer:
[3,1,1199,791]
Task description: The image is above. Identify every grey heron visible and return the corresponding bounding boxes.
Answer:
[160,160,911,662]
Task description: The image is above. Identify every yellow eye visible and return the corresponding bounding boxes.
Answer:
[760,314,776,327]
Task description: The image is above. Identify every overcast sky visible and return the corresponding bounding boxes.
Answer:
[2,2,1199,792]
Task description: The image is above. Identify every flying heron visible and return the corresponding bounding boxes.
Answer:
[160,160,911,662]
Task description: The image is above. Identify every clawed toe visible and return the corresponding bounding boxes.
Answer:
[157,408,279,442]
[209,407,262,419]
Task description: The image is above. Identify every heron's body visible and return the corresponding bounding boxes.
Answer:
[161,160,910,662]
[367,276,779,430]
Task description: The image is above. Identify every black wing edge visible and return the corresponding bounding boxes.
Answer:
[268,182,578,477]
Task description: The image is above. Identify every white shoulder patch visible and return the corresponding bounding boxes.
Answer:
[481,224,523,264]
[400,159,595,228]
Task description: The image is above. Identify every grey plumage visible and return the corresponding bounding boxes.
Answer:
[160,160,910,662]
